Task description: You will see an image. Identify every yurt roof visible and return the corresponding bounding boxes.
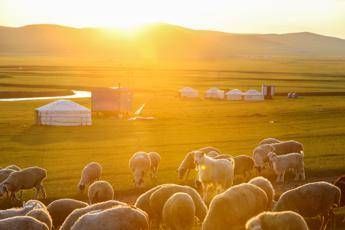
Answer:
[245,89,262,95]
[36,100,90,112]
[207,87,221,92]
[226,89,242,95]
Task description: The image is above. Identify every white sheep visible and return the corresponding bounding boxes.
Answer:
[60,200,125,230]
[259,138,281,145]
[26,209,52,230]
[148,152,161,180]
[274,181,341,230]
[0,166,47,200]
[248,176,275,209]
[47,198,88,229]
[149,184,207,227]
[246,211,308,230]
[194,151,234,201]
[0,168,15,183]
[252,144,274,171]
[0,216,49,230]
[88,180,114,204]
[70,205,148,230]
[267,152,305,183]
[270,140,304,155]
[78,162,102,192]
[162,192,196,230]
[202,183,268,230]
[134,184,163,221]
[129,151,151,187]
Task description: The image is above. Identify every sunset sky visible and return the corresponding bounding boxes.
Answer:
[1,0,345,38]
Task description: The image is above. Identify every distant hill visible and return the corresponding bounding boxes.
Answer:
[1,23,345,59]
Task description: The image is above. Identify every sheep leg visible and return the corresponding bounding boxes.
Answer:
[202,183,209,201]
[294,169,299,181]
[322,213,330,230]
[281,170,286,183]
[276,173,281,183]
[39,184,47,199]
[185,170,190,180]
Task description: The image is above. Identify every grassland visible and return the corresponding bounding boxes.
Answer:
[0,57,344,206]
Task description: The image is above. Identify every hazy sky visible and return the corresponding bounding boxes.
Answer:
[1,0,345,38]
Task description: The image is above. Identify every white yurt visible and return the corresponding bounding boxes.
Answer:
[36,100,92,126]
[179,87,199,98]
[205,87,225,99]
[225,89,243,100]
[243,89,264,101]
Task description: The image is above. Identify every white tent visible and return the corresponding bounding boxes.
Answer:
[225,89,243,100]
[179,87,199,98]
[36,100,92,126]
[205,87,225,100]
[243,89,264,101]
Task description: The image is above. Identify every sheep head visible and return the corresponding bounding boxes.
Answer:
[267,152,278,162]
[193,151,205,165]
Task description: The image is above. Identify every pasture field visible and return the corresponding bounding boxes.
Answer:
[0,57,345,205]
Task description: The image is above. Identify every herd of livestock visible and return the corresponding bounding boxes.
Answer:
[0,137,344,229]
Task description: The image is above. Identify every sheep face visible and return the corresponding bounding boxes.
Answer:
[194,151,205,165]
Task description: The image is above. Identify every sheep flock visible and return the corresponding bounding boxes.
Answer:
[0,138,344,230]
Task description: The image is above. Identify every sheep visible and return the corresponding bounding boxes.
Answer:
[233,155,255,181]
[270,140,304,155]
[0,216,49,230]
[148,152,161,180]
[135,184,163,220]
[194,151,234,201]
[246,211,308,230]
[202,183,268,230]
[0,168,15,183]
[0,199,46,220]
[149,184,207,226]
[162,192,196,230]
[177,152,196,180]
[259,138,281,145]
[267,152,305,183]
[88,180,114,204]
[70,205,149,230]
[334,175,345,206]
[46,198,88,229]
[129,151,151,187]
[26,209,52,230]
[77,162,102,193]
[248,176,275,209]
[6,165,21,171]
[274,181,341,230]
[0,166,47,200]
[24,200,47,210]
[60,200,126,230]
[252,144,275,171]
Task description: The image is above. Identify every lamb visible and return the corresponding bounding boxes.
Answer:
[333,175,345,206]
[233,155,255,181]
[47,198,88,229]
[0,216,49,230]
[259,138,281,145]
[77,162,102,192]
[148,152,161,180]
[202,183,268,230]
[274,181,341,230]
[0,168,15,183]
[129,151,151,187]
[252,144,275,171]
[267,152,305,183]
[0,166,47,200]
[70,205,149,230]
[246,211,308,230]
[248,176,275,209]
[26,209,52,230]
[60,200,126,230]
[270,140,304,155]
[88,180,114,204]
[194,151,234,201]
[149,184,207,226]
[162,192,196,230]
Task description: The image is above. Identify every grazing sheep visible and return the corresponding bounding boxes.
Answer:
[259,138,281,145]
[202,183,268,230]
[248,176,275,209]
[233,155,255,180]
[70,205,149,230]
[27,209,52,230]
[0,166,47,200]
[78,162,102,193]
[252,144,274,171]
[60,200,125,230]
[270,140,304,155]
[162,192,195,230]
[334,175,345,206]
[194,151,234,201]
[135,184,163,220]
[0,216,49,230]
[6,165,21,171]
[246,211,308,230]
[274,181,341,230]
[149,184,207,226]
[0,169,15,183]
[47,198,88,229]
[177,152,196,180]
[129,151,152,187]
[267,152,305,183]
[88,180,114,204]
[148,152,161,180]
